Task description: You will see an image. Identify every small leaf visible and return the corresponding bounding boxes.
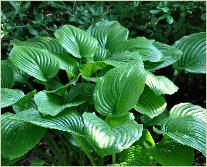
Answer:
[9,46,59,82]
[1,113,45,159]
[173,32,206,73]
[55,25,98,58]
[146,71,178,95]
[11,108,84,136]
[94,63,146,117]
[134,87,167,118]
[1,88,24,108]
[1,60,14,88]
[83,112,143,157]
[161,103,206,156]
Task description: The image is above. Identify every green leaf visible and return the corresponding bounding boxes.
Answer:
[104,51,143,67]
[146,71,178,95]
[173,32,206,73]
[1,113,45,159]
[11,108,84,136]
[55,25,98,58]
[11,37,66,55]
[83,112,143,157]
[34,91,85,116]
[93,47,109,61]
[79,62,107,77]
[87,20,128,50]
[161,103,206,156]
[9,46,59,82]
[111,37,163,62]
[150,139,194,166]
[1,88,24,108]
[94,63,146,117]
[118,145,152,166]
[145,42,183,71]
[1,60,14,88]
[134,87,167,118]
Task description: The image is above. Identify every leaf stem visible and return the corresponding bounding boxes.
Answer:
[112,153,116,164]
[44,82,49,90]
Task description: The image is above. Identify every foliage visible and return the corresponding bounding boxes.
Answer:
[1,20,206,166]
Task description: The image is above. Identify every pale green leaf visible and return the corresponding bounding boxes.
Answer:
[10,108,84,136]
[1,88,24,108]
[94,63,146,117]
[173,32,206,73]
[83,112,143,157]
[9,46,59,82]
[1,113,45,159]
[55,25,98,58]
[1,60,14,88]
[162,103,206,156]
[146,71,178,95]
[134,87,167,118]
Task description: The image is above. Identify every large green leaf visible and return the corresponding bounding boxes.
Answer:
[145,42,183,71]
[10,108,84,136]
[161,103,206,156]
[94,63,146,117]
[87,20,128,50]
[111,37,163,62]
[9,46,59,82]
[83,112,143,157]
[1,113,45,159]
[146,71,178,95]
[55,25,98,58]
[134,87,167,118]
[173,32,206,73]
[11,37,66,54]
[1,88,24,108]
[1,60,14,88]
[150,139,194,166]
[104,51,143,67]
[93,47,109,61]
[34,91,85,116]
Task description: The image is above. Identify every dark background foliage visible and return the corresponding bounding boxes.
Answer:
[1,1,206,166]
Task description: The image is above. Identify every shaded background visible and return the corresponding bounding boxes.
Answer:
[1,1,206,165]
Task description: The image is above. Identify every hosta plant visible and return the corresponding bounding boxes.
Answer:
[1,20,206,166]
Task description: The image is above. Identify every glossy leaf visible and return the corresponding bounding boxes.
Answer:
[55,25,98,58]
[1,113,45,159]
[11,108,84,136]
[1,88,24,108]
[135,87,167,118]
[146,71,178,95]
[173,32,206,73]
[83,112,143,157]
[1,60,14,88]
[161,103,206,156]
[94,63,146,117]
[9,46,59,82]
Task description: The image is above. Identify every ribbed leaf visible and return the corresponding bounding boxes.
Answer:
[118,145,152,166]
[11,37,66,54]
[1,88,24,108]
[173,32,206,73]
[93,47,109,61]
[146,71,178,95]
[111,37,163,62]
[161,103,206,156]
[134,87,167,118]
[87,20,128,50]
[9,46,59,82]
[145,42,183,71]
[1,113,45,159]
[79,62,107,77]
[55,25,98,58]
[83,112,143,157]
[150,139,194,166]
[94,63,146,117]
[10,108,84,136]
[1,60,14,88]
[34,91,85,116]
[104,51,143,67]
